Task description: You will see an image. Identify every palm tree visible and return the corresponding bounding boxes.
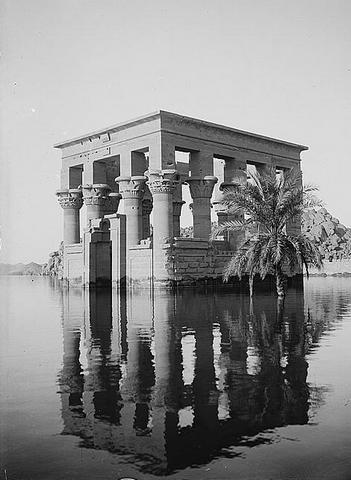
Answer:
[212,166,323,298]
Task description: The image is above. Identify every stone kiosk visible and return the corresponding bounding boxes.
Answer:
[55,111,307,287]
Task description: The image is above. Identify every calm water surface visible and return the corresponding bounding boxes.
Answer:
[1,276,351,480]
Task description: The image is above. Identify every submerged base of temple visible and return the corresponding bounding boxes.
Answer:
[62,216,303,289]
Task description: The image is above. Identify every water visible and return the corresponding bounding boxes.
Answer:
[1,276,351,480]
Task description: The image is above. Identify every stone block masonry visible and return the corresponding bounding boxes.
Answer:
[171,239,232,285]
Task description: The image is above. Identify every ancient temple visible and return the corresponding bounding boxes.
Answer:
[55,111,307,287]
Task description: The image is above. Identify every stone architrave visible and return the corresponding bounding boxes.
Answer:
[56,188,83,245]
[186,176,218,239]
[82,183,111,226]
[115,175,147,248]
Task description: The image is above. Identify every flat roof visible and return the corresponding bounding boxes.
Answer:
[54,110,308,151]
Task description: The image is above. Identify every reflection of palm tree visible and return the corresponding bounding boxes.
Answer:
[245,291,309,427]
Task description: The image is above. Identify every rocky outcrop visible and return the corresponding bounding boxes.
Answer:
[180,209,351,261]
[303,208,351,261]
[42,242,63,278]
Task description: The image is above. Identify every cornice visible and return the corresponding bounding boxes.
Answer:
[54,110,308,153]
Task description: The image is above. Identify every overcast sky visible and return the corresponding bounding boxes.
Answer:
[1,0,350,263]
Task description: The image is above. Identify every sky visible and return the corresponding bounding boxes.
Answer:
[1,0,350,264]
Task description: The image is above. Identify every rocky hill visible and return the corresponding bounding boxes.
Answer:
[0,262,44,276]
[303,208,351,261]
[180,208,351,261]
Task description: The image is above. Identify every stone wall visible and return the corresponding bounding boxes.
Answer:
[64,243,83,285]
[82,224,111,287]
[172,238,232,285]
[128,241,153,287]
[127,238,232,287]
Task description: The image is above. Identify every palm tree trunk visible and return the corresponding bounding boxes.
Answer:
[249,274,254,297]
[277,296,285,324]
[275,265,286,298]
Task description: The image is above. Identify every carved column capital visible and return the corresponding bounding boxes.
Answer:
[146,169,179,195]
[56,188,83,210]
[219,181,241,192]
[115,175,147,200]
[173,200,185,216]
[186,176,218,199]
[212,182,241,214]
[104,192,122,214]
[148,179,176,194]
[82,183,111,206]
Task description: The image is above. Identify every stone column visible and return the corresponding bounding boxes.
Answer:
[104,192,122,216]
[255,163,271,176]
[172,182,184,238]
[152,293,183,410]
[172,200,185,237]
[115,175,147,248]
[286,167,303,237]
[142,198,153,239]
[193,316,219,433]
[56,188,83,245]
[189,151,214,177]
[186,176,217,239]
[223,158,247,186]
[213,158,247,250]
[147,170,178,245]
[147,170,178,283]
[212,200,229,231]
[82,183,111,226]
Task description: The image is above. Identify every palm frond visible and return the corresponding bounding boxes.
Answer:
[216,164,323,289]
[210,219,253,240]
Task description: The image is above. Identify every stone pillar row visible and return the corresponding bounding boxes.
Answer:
[57,170,229,247]
[57,184,122,245]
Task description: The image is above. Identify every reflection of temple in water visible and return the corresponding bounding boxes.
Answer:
[57,285,333,476]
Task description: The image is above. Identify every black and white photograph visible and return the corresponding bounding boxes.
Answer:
[1,1,351,479]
